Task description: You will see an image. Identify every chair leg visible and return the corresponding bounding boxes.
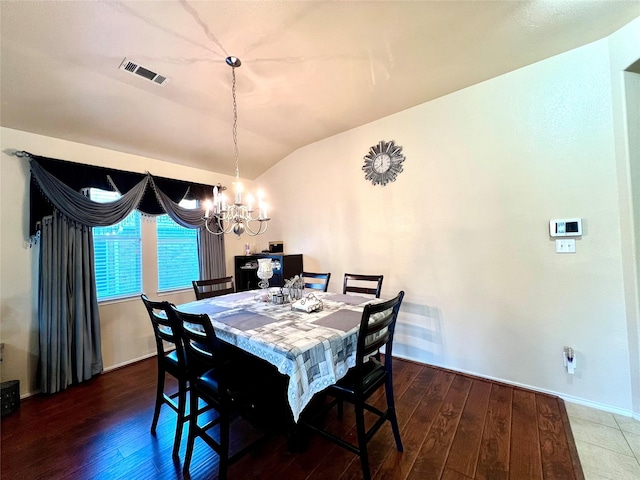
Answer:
[172,377,188,459]
[385,379,403,452]
[183,389,199,476]
[355,404,371,480]
[151,367,165,434]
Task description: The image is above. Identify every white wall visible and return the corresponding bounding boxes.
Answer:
[259,20,640,414]
[0,127,249,394]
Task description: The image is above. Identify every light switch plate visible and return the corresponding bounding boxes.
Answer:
[556,239,576,253]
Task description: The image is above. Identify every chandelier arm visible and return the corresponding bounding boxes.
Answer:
[244,220,269,236]
[203,217,223,235]
[218,215,234,234]
[203,213,238,235]
[243,219,260,236]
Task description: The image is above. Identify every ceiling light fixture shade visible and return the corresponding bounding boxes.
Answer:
[203,57,270,237]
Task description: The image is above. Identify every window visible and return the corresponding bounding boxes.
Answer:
[90,189,142,301]
[157,199,200,292]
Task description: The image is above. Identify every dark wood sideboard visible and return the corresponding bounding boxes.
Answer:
[234,254,303,291]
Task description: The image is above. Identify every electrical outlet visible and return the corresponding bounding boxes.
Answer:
[563,346,576,374]
[556,239,576,253]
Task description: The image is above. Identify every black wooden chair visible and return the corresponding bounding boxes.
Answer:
[301,291,405,480]
[192,276,235,300]
[343,273,384,298]
[302,271,331,292]
[170,305,268,480]
[141,294,189,460]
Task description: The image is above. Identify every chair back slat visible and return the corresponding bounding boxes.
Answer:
[141,294,186,365]
[192,276,235,300]
[343,273,384,298]
[366,310,394,334]
[363,335,388,357]
[361,310,394,357]
[356,291,404,371]
[302,272,331,292]
[169,306,224,374]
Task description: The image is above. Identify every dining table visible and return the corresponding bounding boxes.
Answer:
[176,289,385,423]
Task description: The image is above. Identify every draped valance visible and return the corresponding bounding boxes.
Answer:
[25,152,223,235]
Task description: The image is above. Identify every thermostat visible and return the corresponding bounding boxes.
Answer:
[549,218,582,237]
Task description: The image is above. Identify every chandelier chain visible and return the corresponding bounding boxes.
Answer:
[231,66,239,179]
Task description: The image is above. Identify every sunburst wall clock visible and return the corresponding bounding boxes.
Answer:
[362,140,405,186]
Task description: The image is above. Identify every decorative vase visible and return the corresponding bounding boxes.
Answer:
[256,258,274,301]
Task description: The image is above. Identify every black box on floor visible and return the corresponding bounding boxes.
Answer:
[1,380,20,417]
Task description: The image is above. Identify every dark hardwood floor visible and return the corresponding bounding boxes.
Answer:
[1,356,583,480]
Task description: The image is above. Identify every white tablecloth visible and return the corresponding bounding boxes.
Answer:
[177,290,382,422]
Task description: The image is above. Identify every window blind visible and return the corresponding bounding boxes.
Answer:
[157,200,199,292]
[90,189,142,301]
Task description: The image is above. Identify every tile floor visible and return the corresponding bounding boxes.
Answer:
[566,402,640,479]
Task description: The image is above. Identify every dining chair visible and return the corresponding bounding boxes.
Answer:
[170,305,269,480]
[192,276,235,300]
[301,291,405,480]
[302,271,331,292]
[343,273,384,298]
[140,294,189,460]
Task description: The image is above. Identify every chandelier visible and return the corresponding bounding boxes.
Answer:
[203,56,270,237]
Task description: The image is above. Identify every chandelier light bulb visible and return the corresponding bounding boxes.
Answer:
[234,181,243,204]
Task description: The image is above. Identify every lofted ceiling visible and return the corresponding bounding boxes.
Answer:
[1,1,639,179]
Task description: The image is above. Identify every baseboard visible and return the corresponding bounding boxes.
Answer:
[19,349,640,422]
[18,351,159,400]
[392,352,638,420]
[558,392,638,420]
[102,351,157,373]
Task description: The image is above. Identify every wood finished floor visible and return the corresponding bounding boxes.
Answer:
[0,357,584,480]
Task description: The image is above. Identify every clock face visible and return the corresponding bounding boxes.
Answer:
[362,140,405,186]
[373,153,391,173]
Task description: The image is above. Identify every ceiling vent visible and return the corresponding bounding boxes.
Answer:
[118,58,169,86]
